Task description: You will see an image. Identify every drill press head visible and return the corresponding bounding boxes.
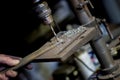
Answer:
[35,1,53,25]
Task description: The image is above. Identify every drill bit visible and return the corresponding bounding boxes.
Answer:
[49,24,60,42]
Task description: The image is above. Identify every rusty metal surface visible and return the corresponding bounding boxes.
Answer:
[36,27,96,61]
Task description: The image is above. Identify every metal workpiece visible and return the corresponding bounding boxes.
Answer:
[69,0,93,25]
[0,27,96,74]
[36,27,96,61]
[90,37,115,69]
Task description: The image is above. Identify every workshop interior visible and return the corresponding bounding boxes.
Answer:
[0,0,120,80]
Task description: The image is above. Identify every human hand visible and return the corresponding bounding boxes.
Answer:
[0,54,20,80]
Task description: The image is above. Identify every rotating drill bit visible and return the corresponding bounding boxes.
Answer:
[35,1,60,41]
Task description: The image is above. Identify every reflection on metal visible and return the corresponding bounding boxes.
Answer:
[37,27,95,61]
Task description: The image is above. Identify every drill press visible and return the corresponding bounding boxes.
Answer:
[69,0,120,80]
[0,1,120,80]
[34,1,60,42]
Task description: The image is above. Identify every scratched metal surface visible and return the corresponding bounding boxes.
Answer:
[35,27,97,62]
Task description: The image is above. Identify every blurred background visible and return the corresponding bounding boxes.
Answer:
[0,0,120,80]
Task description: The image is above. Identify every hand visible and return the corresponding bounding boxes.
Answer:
[0,54,20,80]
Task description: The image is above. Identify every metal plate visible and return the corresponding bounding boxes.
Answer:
[35,27,96,62]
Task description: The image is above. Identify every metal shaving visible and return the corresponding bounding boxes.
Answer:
[64,26,86,37]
